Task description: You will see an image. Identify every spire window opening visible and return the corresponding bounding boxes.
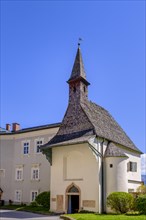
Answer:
[73,86,76,93]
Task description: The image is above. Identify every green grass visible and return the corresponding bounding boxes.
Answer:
[62,214,146,220]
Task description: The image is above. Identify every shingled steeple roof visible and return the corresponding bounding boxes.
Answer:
[67,46,90,86]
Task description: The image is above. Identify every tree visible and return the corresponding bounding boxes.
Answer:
[136,184,146,194]
[136,194,146,214]
[107,192,134,214]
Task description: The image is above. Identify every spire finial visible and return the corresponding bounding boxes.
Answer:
[78,38,82,47]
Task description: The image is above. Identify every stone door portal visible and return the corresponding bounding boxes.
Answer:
[66,183,80,214]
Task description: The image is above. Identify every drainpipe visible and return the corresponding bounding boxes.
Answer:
[89,139,105,213]
[101,141,105,213]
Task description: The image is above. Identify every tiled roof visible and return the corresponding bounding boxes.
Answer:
[42,100,141,153]
[0,123,61,135]
[81,101,141,153]
[42,133,94,149]
[104,142,128,157]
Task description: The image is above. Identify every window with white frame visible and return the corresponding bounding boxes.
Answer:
[15,190,22,202]
[31,191,38,202]
[31,167,39,180]
[15,168,23,181]
[23,141,30,155]
[35,139,43,153]
[127,161,137,172]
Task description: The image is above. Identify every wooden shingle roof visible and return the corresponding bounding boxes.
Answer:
[42,100,141,153]
[104,142,128,157]
[81,101,141,153]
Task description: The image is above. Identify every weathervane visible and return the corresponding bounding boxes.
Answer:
[78,38,82,47]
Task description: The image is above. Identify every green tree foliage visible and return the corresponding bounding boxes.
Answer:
[136,194,146,214]
[107,192,134,214]
[137,184,146,194]
[35,191,50,209]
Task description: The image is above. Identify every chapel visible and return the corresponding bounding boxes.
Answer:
[42,45,142,213]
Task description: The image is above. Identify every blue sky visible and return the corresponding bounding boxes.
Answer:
[1,1,145,153]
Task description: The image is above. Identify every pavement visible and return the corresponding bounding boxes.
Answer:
[0,210,61,220]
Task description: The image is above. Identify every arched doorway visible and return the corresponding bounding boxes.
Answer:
[66,183,80,214]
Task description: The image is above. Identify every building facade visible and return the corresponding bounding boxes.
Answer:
[0,123,59,204]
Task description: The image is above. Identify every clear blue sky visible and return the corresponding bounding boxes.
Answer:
[1,0,145,153]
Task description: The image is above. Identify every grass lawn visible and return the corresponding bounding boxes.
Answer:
[63,214,146,220]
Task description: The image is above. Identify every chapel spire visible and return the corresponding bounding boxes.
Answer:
[67,45,90,104]
[67,45,90,85]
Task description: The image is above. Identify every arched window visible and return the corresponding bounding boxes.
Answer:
[68,186,79,193]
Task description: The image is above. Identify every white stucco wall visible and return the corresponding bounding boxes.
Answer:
[125,150,142,192]
[50,142,101,213]
[105,157,128,197]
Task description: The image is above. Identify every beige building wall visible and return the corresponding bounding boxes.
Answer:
[0,137,14,202]
[50,143,101,213]
[0,125,59,204]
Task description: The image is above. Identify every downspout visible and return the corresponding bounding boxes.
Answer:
[89,139,105,213]
[101,140,105,213]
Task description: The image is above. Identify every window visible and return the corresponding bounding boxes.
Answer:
[15,168,23,181]
[23,141,30,154]
[128,189,134,193]
[31,191,38,202]
[110,164,113,168]
[0,169,5,178]
[35,139,43,153]
[73,86,76,93]
[15,190,22,202]
[31,168,39,180]
[68,186,79,193]
[127,161,137,172]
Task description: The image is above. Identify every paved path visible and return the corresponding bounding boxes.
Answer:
[0,210,61,220]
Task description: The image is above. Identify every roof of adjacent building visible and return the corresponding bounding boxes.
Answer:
[0,123,61,135]
[0,127,10,133]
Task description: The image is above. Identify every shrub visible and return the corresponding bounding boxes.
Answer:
[107,192,134,213]
[136,194,146,214]
[30,201,38,207]
[35,191,50,209]
[137,184,146,194]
